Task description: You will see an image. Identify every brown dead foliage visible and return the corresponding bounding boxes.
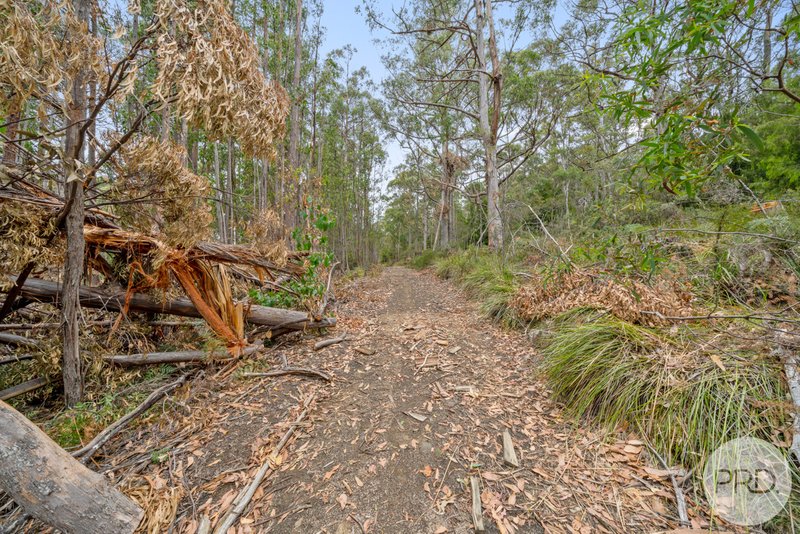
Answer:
[153,0,289,158]
[114,136,213,248]
[511,269,693,326]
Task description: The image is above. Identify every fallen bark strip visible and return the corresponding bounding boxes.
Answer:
[213,393,316,534]
[242,367,331,381]
[313,332,347,351]
[0,400,144,534]
[0,332,39,348]
[0,377,48,401]
[0,354,34,366]
[470,476,485,532]
[105,344,263,367]
[72,374,189,462]
[10,277,335,331]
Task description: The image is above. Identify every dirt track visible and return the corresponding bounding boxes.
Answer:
[93,267,681,533]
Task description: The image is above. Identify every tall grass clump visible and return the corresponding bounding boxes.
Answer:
[542,314,789,469]
[409,249,444,269]
[434,249,522,325]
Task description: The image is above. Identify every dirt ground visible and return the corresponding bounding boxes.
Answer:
[47,267,690,533]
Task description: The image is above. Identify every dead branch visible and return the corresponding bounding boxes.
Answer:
[242,367,331,381]
[72,374,189,462]
[0,354,34,366]
[105,344,263,367]
[0,333,39,348]
[212,393,316,534]
[0,377,48,401]
[0,400,143,534]
[9,277,335,331]
[317,261,340,317]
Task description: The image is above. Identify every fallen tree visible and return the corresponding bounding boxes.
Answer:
[0,400,144,534]
[9,277,335,332]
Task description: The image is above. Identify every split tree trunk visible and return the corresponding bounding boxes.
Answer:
[0,400,143,534]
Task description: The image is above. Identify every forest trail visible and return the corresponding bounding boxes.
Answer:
[125,267,680,533]
[195,266,678,534]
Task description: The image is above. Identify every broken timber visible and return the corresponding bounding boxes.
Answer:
[8,277,335,332]
[0,400,144,534]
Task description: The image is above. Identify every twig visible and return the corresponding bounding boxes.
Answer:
[317,261,340,318]
[641,309,800,325]
[654,228,798,244]
[348,514,367,534]
[646,444,689,527]
[737,178,769,217]
[525,204,572,267]
[212,393,316,534]
[72,374,189,462]
[313,332,347,351]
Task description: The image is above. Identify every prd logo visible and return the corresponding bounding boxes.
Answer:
[702,437,792,526]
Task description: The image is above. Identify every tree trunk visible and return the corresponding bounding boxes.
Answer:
[226,138,236,243]
[62,0,91,406]
[214,142,227,241]
[288,0,304,228]
[0,400,144,534]
[474,0,503,250]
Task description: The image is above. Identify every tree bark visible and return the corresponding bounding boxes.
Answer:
[474,0,503,250]
[61,0,91,406]
[11,277,335,331]
[0,400,144,534]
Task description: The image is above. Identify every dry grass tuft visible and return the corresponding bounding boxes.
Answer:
[512,268,693,326]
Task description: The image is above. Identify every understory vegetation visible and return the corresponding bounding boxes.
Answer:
[415,194,800,529]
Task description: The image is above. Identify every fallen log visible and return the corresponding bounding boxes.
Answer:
[72,374,189,462]
[0,377,48,401]
[0,400,144,534]
[10,277,335,331]
[104,344,263,366]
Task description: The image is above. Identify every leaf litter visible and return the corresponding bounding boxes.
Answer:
[34,266,726,533]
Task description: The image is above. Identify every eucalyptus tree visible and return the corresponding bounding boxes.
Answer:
[366,0,558,249]
[569,0,800,195]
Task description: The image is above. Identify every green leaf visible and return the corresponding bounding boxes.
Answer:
[736,124,764,151]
